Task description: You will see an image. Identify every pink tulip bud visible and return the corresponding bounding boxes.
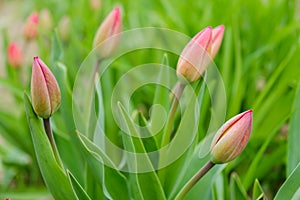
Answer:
[58,16,70,42]
[39,9,53,33]
[211,25,225,59]
[24,12,39,40]
[90,0,102,11]
[7,43,23,68]
[210,110,253,164]
[93,7,122,59]
[176,27,212,83]
[31,57,61,119]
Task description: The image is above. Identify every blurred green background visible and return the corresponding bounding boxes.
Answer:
[0,0,300,199]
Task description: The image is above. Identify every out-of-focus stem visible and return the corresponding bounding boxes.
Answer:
[43,118,63,168]
[175,161,215,200]
[161,82,185,147]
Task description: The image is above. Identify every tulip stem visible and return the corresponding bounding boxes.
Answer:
[175,161,215,200]
[158,82,185,185]
[161,82,185,147]
[43,118,63,168]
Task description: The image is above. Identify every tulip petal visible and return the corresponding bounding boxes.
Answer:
[31,56,61,118]
[37,58,61,115]
[31,57,51,118]
[210,110,252,163]
[93,7,122,59]
[211,25,225,59]
[176,27,212,83]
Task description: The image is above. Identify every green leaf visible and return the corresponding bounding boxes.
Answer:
[0,78,23,100]
[230,172,248,200]
[93,74,105,149]
[67,170,92,200]
[135,111,158,153]
[51,30,63,65]
[212,171,225,200]
[227,20,244,117]
[52,62,85,185]
[0,109,32,154]
[0,188,52,199]
[24,93,75,199]
[77,132,130,200]
[163,82,204,197]
[242,113,290,189]
[118,102,166,200]
[287,81,300,176]
[150,54,171,137]
[252,179,266,200]
[274,162,300,200]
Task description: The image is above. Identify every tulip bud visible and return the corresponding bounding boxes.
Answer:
[58,16,70,42]
[210,110,253,164]
[176,27,212,83]
[31,56,61,119]
[211,25,225,59]
[93,7,122,59]
[39,9,53,33]
[24,12,39,40]
[90,0,102,11]
[7,43,23,68]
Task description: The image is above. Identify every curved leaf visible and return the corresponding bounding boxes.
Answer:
[24,93,75,199]
[77,132,130,200]
[67,170,92,200]
[287,81,300,176]
[118,102,166,200]
[274,162,300,200]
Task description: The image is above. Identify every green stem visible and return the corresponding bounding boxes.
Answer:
[175,161,215,200]
[43,118,63,168]
[158,81,185,185]
[161,82,186,147]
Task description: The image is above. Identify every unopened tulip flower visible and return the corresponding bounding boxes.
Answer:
[31,56,61,119]
[93,7,122,59]
[90,0,102,11]
[210,110,253,164]
[58,16,70,42]
[176,27,212,83]
[39,9,53,33]
[211,25,225,59]
[7,43,23,68]
[24,12,39,40]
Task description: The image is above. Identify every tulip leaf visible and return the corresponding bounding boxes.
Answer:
[242,113,290,189]
[0,109,32,154]
[93,74,105,149]
[274,162,300,200]
[287,81,300,176]
[24,93,75,199]
[0,78,23,100]
[66,170,92,200]
[76,131,130,200]
[118,102,166,200]
[53,62,85,185]
[252,179,266,200]
[150,54,171,138]
[51,30,63,65]
[230,172,248,200]
[163,79,205,196]
[212,171,225,200]
[135,111,158,153]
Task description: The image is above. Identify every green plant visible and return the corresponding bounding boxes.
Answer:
[1,0,300,199]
